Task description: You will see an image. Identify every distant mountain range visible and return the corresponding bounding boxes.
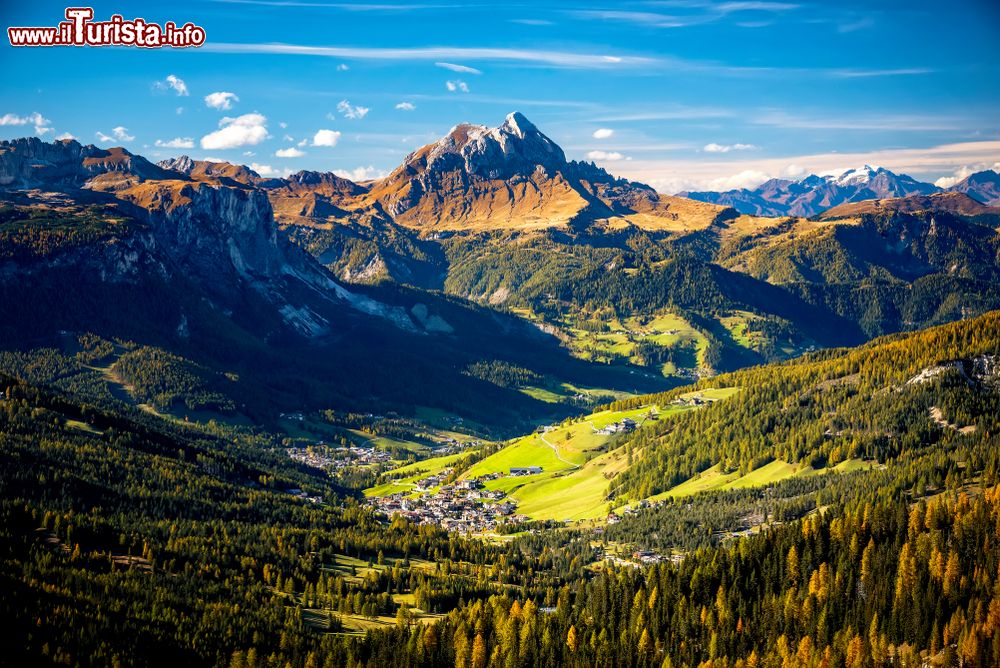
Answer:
[683,165,1000,217]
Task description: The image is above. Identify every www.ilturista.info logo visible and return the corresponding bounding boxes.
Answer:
[8,8,206,48]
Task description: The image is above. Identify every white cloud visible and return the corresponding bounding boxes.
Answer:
[176,106,185,115]
[587,150,626,161]
[55,132,76,141]
[312,129,341,147]
[200,113,269,149]
[112,126,135,141]
[446,80,470,93]
[703,142,757,153]
[243,151,255,157]
[249,162,286,177]
[282,134,294,142]
[276,147,305,158]
[337,63,349,71]
[155,137,195,149]
[783,164,806,177]
[336,100,369,120]
[204,91,239,111]
[154,74,189,96]
[0,111,51,134]
[395,102,416,111]
[592,128,614,139]
[279,121,288,129]
[334,165,386,181]
[95,132,114,143]
[435,62,482,75]
[706,169,772,190]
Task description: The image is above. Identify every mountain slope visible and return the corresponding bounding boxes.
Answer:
[947,168,1000,205]
[816,191,1000,220]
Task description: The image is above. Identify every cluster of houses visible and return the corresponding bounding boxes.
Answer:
[596,417,638,436]
[368,479,525,533]
[287,445,393,472]
[430,438,481,457]
[605,498,655,525]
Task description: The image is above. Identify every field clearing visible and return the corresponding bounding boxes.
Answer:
[65,419,103,435]
[464,433,576,479]
[677,387,742,402]
[513,446,632,521]
[646,457,871,503]
[336,606,445,635]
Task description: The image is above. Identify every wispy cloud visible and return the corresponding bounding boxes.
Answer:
[201,42,655,69]
[111,126,134,142]
[153,74,189,96]
[334,100,370,119]
[395,102,416,111]
[750,109,962,131]
[592,106,733,122]
[837,16,874,33]
[334,165,387,181]
[830,67,934,78]
[509,18,553,26]
[0,111,51,134]
[446,80,470,93]
[212,0,457,9]
[572,2,799,28]
[703,142,757,153]
[155,137,195,149]
[435,62,483,75]
[587,150,628,161]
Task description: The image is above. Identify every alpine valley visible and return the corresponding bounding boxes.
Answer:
[2,113,1000,668]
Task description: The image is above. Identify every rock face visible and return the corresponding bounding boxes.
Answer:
[0,137,173,187]
[0,137,432,338]
[685,165,940,217]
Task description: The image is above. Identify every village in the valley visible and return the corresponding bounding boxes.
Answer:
[284,409,692,563]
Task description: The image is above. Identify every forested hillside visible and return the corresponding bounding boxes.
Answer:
[610,311,1000,501]
[2,314,999,667]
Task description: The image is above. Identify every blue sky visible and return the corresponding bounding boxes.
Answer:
[2,0,999,191]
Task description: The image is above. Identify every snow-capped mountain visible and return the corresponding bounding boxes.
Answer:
[683,165,940,217]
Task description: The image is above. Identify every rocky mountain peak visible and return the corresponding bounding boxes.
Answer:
[414,111,567,180]
[159,155,197,175]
